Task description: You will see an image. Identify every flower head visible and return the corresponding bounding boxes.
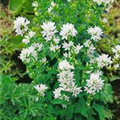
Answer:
[41,21,57,41]
[84,72,104,95]
[60,23,77,40]
[96,54,112,68]
[34,84,48,97]
[87,26,103,41]
[59,59,74,70]
[14,17,30,36]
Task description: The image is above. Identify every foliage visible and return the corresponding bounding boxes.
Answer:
[0,75,56,120]
[12,0,114,120]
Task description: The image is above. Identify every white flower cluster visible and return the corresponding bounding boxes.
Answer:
[87,26,103,41]
[41,21,57,41]
[19,43,43,63]
[62,42,83,57]
[93,0,114,5]
[60,23,78,40]
[53,60,82,100]
[84,72,104,95]
[96,54,112,68]
[22,31,36,44]
[48,1,56,13]
[84,40,96,63]
[34,84,48,97]
[14,17,30,36]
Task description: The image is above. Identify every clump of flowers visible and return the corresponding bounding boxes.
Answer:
[96,54,112,68]
[60,23,78,40]
[87,26,103,41]
[53,59,82,100]
[13,0,114,119]
[84,72,104,95]
[41,21,57,41]
[14,17,30,36]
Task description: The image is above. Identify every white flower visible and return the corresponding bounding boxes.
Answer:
[31,43,43,51]
[48,2,56,13]
[50,43,60,52]
[62,41,74,51]
[102,18,108,23]
[74,44,83,54]
[96,54,112,68]
[84,72,104,95]
[14,17,30,36]
[87,26,103,41]
[72,86,82,97]
[63,52,71,58]
[28,31,36,38]
[48,6,53,13]
[41,57,47,63]
[22,31,35,44]
[32,1,38,7]
[53,88,63,99]
[113,64,119,70]
[60,23,78,40]
[19,46,37,63]
[41,21,57,41]
[34,84,48,97]
[59,59,74,70]
[51,1,56,7]
[22,38,30,44]
[112,45,120,54]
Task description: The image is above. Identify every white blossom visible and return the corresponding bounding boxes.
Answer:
[62,41,74,51]
[22,31,35,44]
[53,88,63,99]
[96,54,112,68]
[14,17,30,36]
[74,44,83,54]
[32,1,38,7]
[48,1,56,13]
[102,18,108,23]
[53,59,82,100]
[87,26,103,41]
[19,46,37,63]
[31,43,43,51]
[34,84,48,97]
[112,45,120,54]
[60,23,78,40]
[41,21,57,41]
[84,72,104,95]
[50,43,60,52]
[59,59,74,70]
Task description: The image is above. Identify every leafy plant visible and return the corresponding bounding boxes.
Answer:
[0,75,56,120]
[12,0,114,120]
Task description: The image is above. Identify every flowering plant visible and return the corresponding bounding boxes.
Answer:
[13,0,114,119]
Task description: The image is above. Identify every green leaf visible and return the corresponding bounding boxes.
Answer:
[93,104,105,120]
[74,97,89,117]
[51,99,70,105]
[9,0,23,13]
[109,75,120,82]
